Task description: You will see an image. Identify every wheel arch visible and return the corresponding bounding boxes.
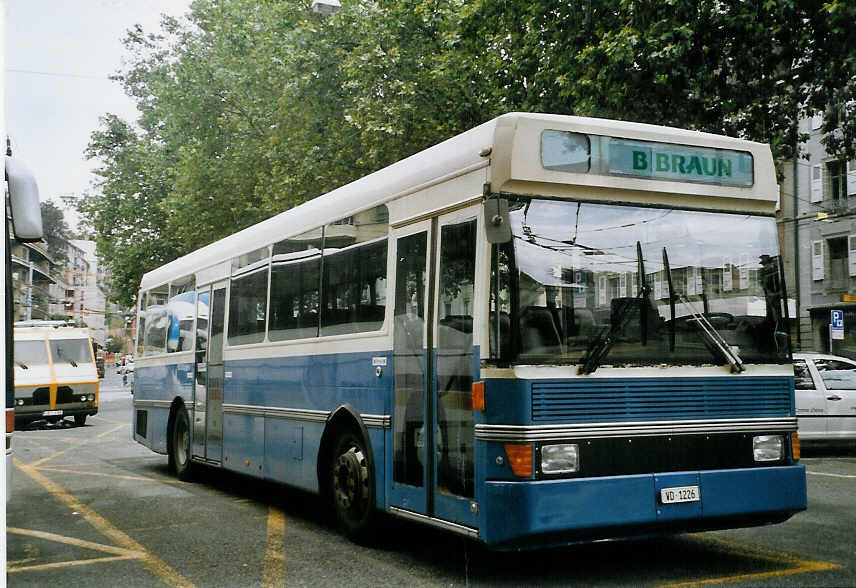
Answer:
[317,404,375,500]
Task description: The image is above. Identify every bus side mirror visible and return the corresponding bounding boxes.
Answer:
[484,197,511,244]
[5,156,44,242]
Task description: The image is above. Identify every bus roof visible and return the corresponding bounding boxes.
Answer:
[140,113,775,291]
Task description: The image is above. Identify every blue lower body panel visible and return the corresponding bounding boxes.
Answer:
[481,465,806,547]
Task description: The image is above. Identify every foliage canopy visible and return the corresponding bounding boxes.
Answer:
[80,0,856,306]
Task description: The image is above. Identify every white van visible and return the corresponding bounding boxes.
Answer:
[13,326,99,426]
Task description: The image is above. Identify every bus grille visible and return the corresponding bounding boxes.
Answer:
[57,386,75,404]
[32,387,50,405]
[531,377,791,423]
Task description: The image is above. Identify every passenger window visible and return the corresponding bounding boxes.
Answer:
[269,231,323,341]
[320,206,389,336]
[167,276,195,352]
[321,239,388,336]
[793,360,815,390]
[228,267,269,345]
[142,285,169,355]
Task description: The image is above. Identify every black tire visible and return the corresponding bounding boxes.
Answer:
[74,414,87,427]
[169,406,194,481]
[329,429,377,543]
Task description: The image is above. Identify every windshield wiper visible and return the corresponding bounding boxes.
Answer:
[15,360,29,370]
[578,241,649,375]
[662,248,676,352]
[662,247,745,373]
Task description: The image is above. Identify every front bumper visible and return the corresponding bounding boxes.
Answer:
[481,465,806,548]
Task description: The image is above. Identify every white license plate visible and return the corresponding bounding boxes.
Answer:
[660,485,700,504]
[42,410,63,416]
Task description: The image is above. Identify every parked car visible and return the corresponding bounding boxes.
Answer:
[793,353,856,442]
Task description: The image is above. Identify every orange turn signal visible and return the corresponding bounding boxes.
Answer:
[791,432,800,461]
[504,443,534,478]
[472,381,485,412]
[6,409,13,434]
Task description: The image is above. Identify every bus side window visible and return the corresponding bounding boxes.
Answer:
[143,285,169,355]
[228,267,269,346]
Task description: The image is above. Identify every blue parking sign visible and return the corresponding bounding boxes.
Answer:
[831,310,844,330]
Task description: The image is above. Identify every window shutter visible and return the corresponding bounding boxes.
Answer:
[848,161,856,197]
[849,236,856,277]
[812,240,824,281]
[811,165,823,202]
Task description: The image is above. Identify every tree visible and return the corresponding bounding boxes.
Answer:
[40,200,71,266]
[81,0,856,302]
[78,115,179,306]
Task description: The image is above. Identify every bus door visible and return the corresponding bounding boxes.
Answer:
[192,281,226,463]
[390,210,479,528]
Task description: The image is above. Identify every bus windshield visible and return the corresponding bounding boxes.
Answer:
[49,339,93,365]
[490,198,790,368]
[14,340,49,365]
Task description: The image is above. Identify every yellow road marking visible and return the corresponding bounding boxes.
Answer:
[659,535,842,588]
[36,466,188,485]
[14,458,197,587]
[26,423,125,468]
[262,506,286,588]
[9,555,139,573]
[8,527,145,557]
[96,423,130,438]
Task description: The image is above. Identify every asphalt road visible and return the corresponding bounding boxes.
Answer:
[7,370,856,587]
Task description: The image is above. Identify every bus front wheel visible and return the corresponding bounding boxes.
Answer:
[329,429,376,542]
[170,406,194,481]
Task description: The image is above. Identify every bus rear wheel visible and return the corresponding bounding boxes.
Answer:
[329,429,376,542]
[170,406,194,481]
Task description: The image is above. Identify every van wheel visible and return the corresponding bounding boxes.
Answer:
[170,406,194,481]
[74,415,87,427]
[329,429,376,542]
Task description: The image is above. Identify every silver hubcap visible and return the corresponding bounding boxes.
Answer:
[333,445,368,512]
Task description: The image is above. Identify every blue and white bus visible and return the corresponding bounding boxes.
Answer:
[132,113,806,548]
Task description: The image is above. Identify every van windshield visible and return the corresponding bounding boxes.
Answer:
[50,339,93,365]
[14,340,49,364]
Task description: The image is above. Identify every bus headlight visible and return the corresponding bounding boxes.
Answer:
[80,395,88,402]
[753,435,784,462]
[16,399,24,406]
[88,394,95,401]
[541,443,579,474]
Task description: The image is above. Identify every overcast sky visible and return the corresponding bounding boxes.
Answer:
[4,0,193,229]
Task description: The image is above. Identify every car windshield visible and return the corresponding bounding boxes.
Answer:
[14,340,49,364]
[49,339,93,365]
[490,198,790,367]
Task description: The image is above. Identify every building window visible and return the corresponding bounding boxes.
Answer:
[827,160,847,204]
[828,237,848,290]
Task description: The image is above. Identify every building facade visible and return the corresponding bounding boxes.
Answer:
[781,114,856,357]
[9,236,55,321]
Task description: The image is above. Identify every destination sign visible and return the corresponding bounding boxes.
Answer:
[608,139,754,187]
